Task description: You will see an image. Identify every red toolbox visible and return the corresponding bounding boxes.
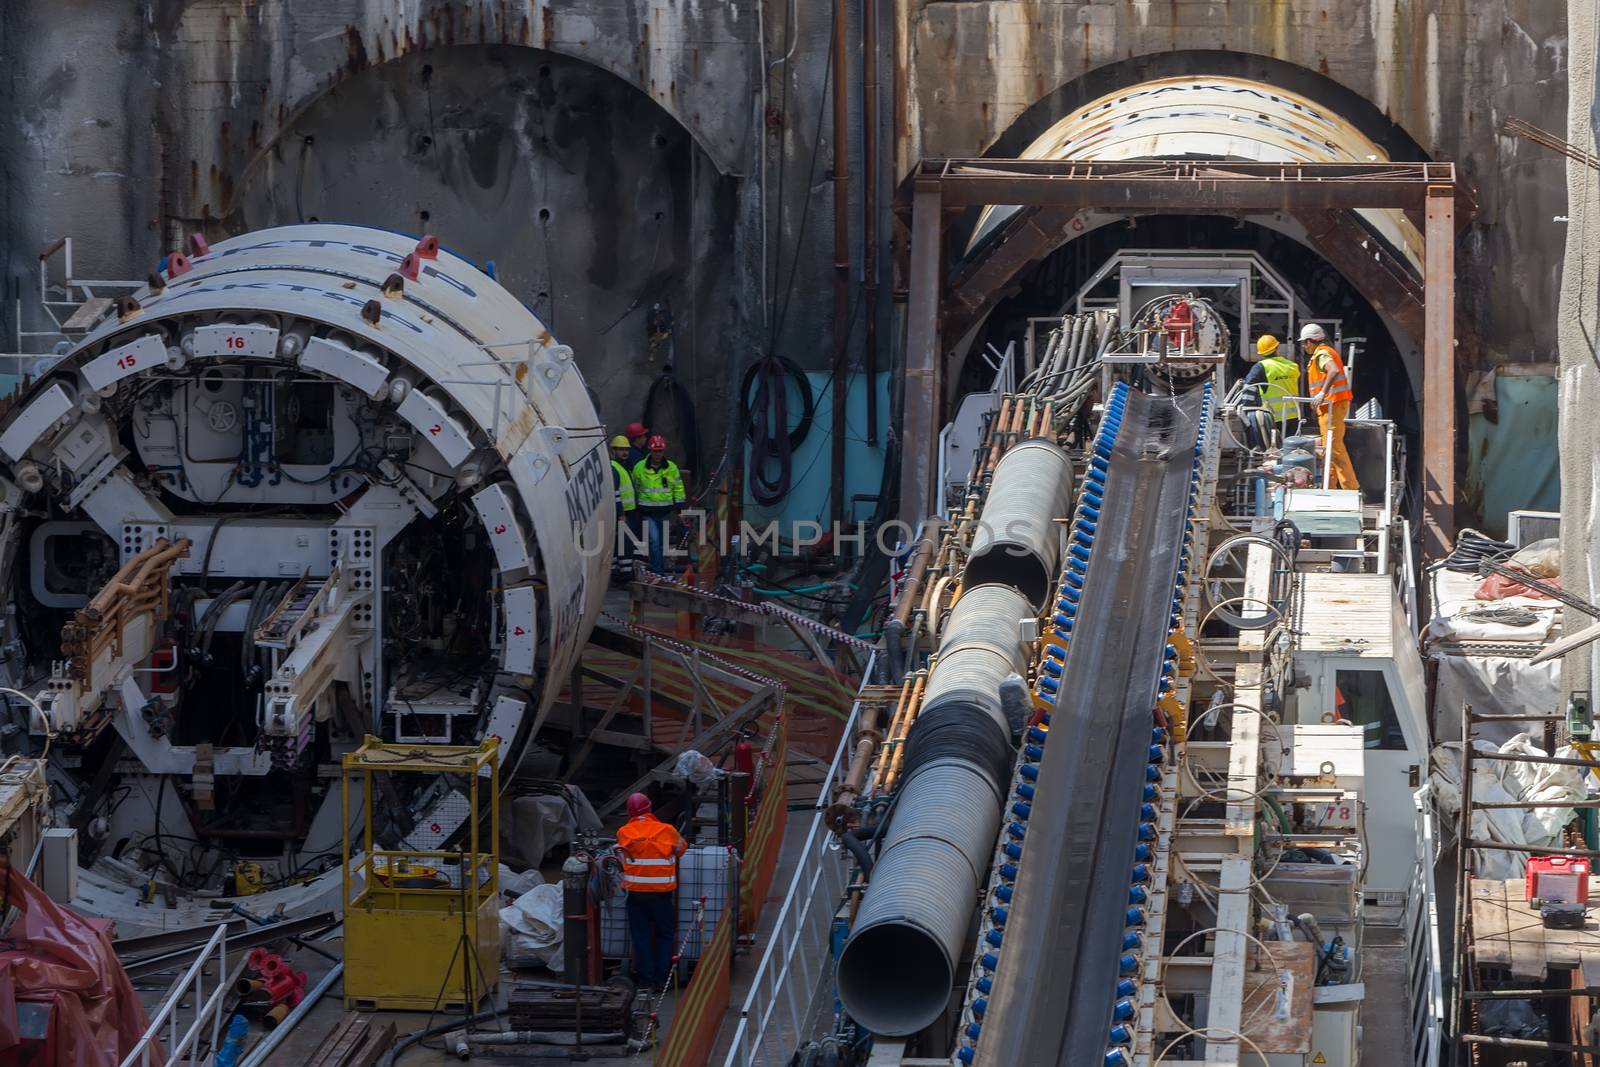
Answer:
[1526,856,1590,903]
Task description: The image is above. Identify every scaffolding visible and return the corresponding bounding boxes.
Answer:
[1450,703,1600,1063]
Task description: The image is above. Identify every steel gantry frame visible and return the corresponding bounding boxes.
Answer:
[894,158,1465,559]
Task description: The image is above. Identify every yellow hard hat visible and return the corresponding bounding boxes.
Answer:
[609,435,630,448]
[1256,334,1280,357]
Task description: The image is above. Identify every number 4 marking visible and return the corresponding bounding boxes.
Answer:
[512,626,526,637]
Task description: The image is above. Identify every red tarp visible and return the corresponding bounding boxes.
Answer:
[0,859,155,1066]
[1475,566,1560,602]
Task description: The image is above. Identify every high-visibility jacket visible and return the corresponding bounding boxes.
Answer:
[1306,343,1353,406]
[1256,355,1301,423]
[616,814,687,892]
[611,460,636,512]
[632,459,686,510]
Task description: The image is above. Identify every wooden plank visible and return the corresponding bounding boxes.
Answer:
[1236,542,1274,654]
[1204,858,1253,1062]
[61,297,113,334]
[308,1017,367,1067]
[584,728,655,751]
[1469,877,1513,967]
[1505,878,1550,979]
[350,1021,397,1067]
[1239,941,1315,1054]
[1223,667,1263,840]
[1581,951,1600,989]
[1468,877,1600,978]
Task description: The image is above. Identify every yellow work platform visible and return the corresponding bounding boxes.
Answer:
[341,736,501,1011]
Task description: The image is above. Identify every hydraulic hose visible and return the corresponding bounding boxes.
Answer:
[744,354,814,506]
[840,824,881,877]
[1438,527,1516,573]
[377,1010,502,1067]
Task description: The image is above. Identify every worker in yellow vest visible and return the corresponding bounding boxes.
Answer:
[1242,334,1302,429]
[609,436,637,579]
[632,435,686,575]
[1298,323,1360,493]
[616,792,687,990]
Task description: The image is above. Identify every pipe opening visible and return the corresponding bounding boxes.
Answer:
[960,550,1052,614]
[836,921,955,1037]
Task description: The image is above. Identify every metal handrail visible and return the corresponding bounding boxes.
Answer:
[120,922,229,1067]
[721,657,872,1067]
[1406,785,1444,1067]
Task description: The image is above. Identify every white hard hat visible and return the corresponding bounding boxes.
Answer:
[1298,322,1326,342]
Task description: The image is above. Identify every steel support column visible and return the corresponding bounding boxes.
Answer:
[1423,186,1457,557]
[829,0,852,529]
[899,181,942,524]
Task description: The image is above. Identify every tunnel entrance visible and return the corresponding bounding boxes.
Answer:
[931,72,1440,524]
[959,215,1420,446]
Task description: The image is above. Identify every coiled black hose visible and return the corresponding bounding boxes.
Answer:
[744,355,815,506]
[1440,527,1517,574]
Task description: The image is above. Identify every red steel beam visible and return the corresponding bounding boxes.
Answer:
[899,180,943,524]
[896,159,1461,214]
[1423,185,1457,556]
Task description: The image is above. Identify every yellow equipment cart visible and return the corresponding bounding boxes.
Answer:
[342,735,500,1010]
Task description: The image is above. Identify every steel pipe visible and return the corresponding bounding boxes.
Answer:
[964,439,1074,611]
[837,583,1034,1036]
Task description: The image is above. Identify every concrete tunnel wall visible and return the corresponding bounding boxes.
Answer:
[1559,0,1600,702]
[0,0,769,478]
[230,45,743,457]
[901,0,1571,375]
[0,0,1578,522]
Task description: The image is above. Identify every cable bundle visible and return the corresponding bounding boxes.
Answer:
[1439,527,1516,574]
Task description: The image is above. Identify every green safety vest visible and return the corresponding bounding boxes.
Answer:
[632,458,685,509]
[611,460,636,511]
[1257,355,1301,423]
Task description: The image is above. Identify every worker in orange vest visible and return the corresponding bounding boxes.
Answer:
[1298,323,1360,493]
[616,792,687,990]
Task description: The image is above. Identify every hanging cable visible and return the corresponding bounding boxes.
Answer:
[744,354,816,506]
[641,363,704,490]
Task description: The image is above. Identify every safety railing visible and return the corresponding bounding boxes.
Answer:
[720,677,866,1067]
[1405,785,1444,1067]
[120,922,229,1067]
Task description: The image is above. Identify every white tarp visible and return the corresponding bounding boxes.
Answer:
[501,882,566,972]
[1426,568,1559,644]
[1431,654,1561,745]
[499,785,603,869]
[1430,734,1588,878]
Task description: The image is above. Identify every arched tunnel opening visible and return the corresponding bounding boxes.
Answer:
[940,69,1436,520]
[233,43,738,482]
[957,213,1421,458]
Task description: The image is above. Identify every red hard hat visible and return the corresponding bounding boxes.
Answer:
[625,421,649,439]
[626,792,652,816]
[646,434,667,453]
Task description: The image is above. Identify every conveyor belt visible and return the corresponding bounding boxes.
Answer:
[971,386,1209,1067]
